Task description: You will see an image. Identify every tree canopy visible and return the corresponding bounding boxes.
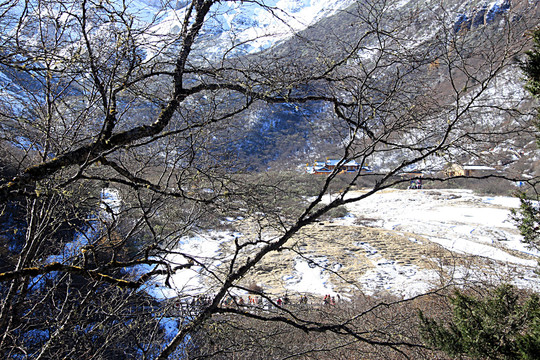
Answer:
[0,0,538,358]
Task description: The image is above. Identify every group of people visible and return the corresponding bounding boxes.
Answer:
[221,293,339,308]
[409,179,423,189]
[190,295,212,308]
[323,294,336,306]
[174,293,341,315]
[222,295,263,307]
[276,293,302,306]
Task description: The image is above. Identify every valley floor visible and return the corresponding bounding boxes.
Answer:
[153,189,540,302]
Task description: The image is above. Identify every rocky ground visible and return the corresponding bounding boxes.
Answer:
[239,189,540,299]
[156,189,540,301]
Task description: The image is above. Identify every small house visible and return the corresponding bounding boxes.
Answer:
[444,163,496,177]
[308,159,370,174]
[444,163,465,177]
[462,165,496,176]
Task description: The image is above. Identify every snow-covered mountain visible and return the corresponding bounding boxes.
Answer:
[0,0,538,173]
[0,0,356,117]
[222,0,537,172]
[135,0,356,55]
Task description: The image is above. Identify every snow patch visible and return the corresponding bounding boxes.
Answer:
[359,262,438,298]
[283,257,336,296]
[146,231,241,299]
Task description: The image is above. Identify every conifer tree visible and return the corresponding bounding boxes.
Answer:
[523,29,540,99]
[522,28,540,145]
[419,285,540,360]
[513,28,540,256]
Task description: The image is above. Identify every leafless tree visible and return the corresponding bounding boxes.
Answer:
[0,0,538,358]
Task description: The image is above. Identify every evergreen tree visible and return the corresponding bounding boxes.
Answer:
[419,285,540,360]
[522,29,540,98]
[512,194,540,254]
[514,27,540,259]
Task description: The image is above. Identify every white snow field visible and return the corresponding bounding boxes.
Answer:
[339,189,536,263]
[336,189,540,296]
[149,189,540,300]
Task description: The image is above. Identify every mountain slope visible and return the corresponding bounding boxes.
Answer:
[225,0,538,173]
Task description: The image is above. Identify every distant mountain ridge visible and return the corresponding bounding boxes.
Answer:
[1,0,538,174]
[137,0,356,54]
[227,0,539,173]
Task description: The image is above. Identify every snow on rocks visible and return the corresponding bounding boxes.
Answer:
[151,189,540,302]
[321,189,540,296]
[283,257,336,296]
[146,230,240,299]
[339,189,537,262]
[359,261,438,298]
[428,235,537,267]
[100,188,122,221]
